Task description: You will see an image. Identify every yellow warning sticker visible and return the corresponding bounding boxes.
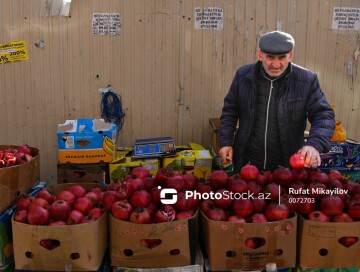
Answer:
[0,40,28,64]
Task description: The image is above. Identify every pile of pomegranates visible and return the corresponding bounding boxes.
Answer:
[198,152,360,226]
[14,184,106,225]
[103,167,199,224]
[0,144,34,168]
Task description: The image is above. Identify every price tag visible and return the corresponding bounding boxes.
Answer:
[0,40,28,64]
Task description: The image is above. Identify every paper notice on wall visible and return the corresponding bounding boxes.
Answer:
[194,7,223,30]
[332,7,360,30]
[92,13,121,35]
[0,40,28,64]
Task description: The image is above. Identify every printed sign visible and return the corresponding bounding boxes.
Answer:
[332,7,360,30]
[194,7,223,30]
[0,40,28,64]
[92,13,121,35]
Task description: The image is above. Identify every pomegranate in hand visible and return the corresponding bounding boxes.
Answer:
[289,153,305,169]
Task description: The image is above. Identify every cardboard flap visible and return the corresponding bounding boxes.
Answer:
[93,119,111,131]
[58,119,114,133]
[112,150,132,163]
[188,143,205,150]
[57,120,77,133]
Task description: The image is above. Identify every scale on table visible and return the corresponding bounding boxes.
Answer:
[131,136,177,159]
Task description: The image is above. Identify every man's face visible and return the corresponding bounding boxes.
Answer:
[258,50,293,78]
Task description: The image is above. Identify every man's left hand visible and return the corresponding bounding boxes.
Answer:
[299,145,321,168]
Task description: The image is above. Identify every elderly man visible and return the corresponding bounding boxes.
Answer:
[219,31,335,173]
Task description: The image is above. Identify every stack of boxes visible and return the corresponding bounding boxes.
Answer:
[56,119,118,184]
[6,119,117,271]
[6,117,360,271]
[56,119,211,271]
[56,119,213,183]
[109,143,213,182]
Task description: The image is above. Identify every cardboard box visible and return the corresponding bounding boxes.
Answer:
[57,119,118,164]
[0,182,47,267]
[0,145,40,214]
[319,139,360,172]
[109,154,160,182]
[162,150,212,180]
[200,212,297,271]
[109,211,198,268]
[297,215,360,269]
[296,268,360,272]
[205,259,293,272]
[12,183,108,271]
[57,163,109,184]
[14,249,111,272]
[113,248,204,272]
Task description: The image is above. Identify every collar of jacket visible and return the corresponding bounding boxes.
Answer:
[246,61,293,82]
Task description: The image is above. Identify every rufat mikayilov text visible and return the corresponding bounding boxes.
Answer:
[288,188,348,195]
[185,190,271,200]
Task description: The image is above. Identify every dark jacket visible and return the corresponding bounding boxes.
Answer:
[219,61,335,173]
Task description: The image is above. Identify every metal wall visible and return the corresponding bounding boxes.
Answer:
[0,0,359,182]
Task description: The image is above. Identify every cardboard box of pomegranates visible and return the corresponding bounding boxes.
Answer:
[11,183,108,271]
[297,215,360,269]
[109,211,198,268]
[296,268,360,272]
[200,211,297,271]
[57,162,109,184]
[109,149,160,182]
[0,145,40,214]
[113,248,204,272]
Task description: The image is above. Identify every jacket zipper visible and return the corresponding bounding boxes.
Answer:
[263,76,279,170]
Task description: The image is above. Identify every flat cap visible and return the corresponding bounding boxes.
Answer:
[259,31,295,54]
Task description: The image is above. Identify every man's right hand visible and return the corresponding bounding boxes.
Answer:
[219,146,233,164]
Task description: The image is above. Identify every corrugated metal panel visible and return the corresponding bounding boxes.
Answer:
[0,0,359,182]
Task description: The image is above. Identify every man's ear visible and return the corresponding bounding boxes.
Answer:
[289,50,294,60]
[258,49,263,61]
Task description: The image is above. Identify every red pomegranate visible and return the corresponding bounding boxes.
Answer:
[240,163,259,181]
[265,202,289,221]
[207,170,229,189]
[320,195,344,216]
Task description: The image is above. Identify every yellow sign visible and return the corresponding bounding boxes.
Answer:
[0,40,28,64]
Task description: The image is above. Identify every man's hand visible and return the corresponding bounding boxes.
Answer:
[219,146,233,164]
[299,145,321,168]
